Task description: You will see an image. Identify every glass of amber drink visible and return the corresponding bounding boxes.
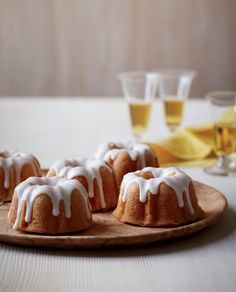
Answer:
[156,69,196,132]
[118,71,158,141]
[204,91,236,176]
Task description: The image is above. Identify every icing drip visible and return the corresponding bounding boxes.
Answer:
[94,142,156,168]
[0,150,39,189]
[12,176,91,230]
[120,167,195,215]
[48,158,113,209]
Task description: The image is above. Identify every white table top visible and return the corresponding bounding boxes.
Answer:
[0,97,235,292]
[0,97,210,168]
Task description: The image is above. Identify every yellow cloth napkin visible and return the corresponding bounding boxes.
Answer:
[148,126,216,167]
[148,106,236,166]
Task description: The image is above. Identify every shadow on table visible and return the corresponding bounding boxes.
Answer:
[1,206,236,258]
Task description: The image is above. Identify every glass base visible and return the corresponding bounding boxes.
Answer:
[204,165,235,176]
[204,156,236,176]
[168,126,178,133]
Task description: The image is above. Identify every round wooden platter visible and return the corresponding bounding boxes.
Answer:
[0,181,227,249]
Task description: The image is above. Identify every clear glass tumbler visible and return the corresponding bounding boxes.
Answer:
[204,91,236,176]
[155,69,196,132]
[118,71,158,141]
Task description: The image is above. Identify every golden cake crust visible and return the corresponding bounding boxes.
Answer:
[113,181,202,227]
[107,150,158,188]
[8,181,93,234]
[72,166,118,212]
[47,159,118,212]
[0,152,42,202]
[94,142,159,188]
[113,167,203,227]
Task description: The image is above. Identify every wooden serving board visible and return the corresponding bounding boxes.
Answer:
[0,181,227,249]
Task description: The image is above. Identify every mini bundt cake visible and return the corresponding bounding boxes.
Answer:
[0,150,42,202]
[47,158,118,212]
[94,142,159,188]
[8,176,93,234]
[113,167,203,227]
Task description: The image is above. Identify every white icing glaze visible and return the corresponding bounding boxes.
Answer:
[48,158,113,209]
[120,167,195,215]
[0,150,40,189]
[94,142,156,168]
[11,176,91,230]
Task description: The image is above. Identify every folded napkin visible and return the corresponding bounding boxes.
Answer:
[148,126,216,167]
[148,105,235,166]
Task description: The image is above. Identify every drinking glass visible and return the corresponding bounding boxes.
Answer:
[204,91,236,176]
[155,69,196,132]
[118,71,158,141]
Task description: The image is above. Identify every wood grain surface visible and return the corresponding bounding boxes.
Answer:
[0,181,227,249]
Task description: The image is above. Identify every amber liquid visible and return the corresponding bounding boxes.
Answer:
[214,122,236,156]
[128,103,152,137]
[163,98,184,130]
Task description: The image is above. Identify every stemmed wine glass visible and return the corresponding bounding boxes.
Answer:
[204,91,236,176]
[155,69,196,132]
[118,71,158,142]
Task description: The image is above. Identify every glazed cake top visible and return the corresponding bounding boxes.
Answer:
[94,142,156,168]
[120,167,195,215]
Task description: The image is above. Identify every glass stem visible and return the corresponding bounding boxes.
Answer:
[168,126,177,133]
[133,133,142,143]
[216,155,228,168]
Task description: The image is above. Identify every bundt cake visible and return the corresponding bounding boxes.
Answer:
[8,176,93,234]
[0,150,42,202]
[94,142,159,188]
[47,158,118,212]
[113,167,203,227]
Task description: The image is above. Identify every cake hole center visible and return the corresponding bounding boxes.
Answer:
[168,171,176,177]
[109,143,121,150]
[136,171,154,180]
[0,152,7,158]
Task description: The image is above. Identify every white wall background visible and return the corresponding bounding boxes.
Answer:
[0,0,235,97]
